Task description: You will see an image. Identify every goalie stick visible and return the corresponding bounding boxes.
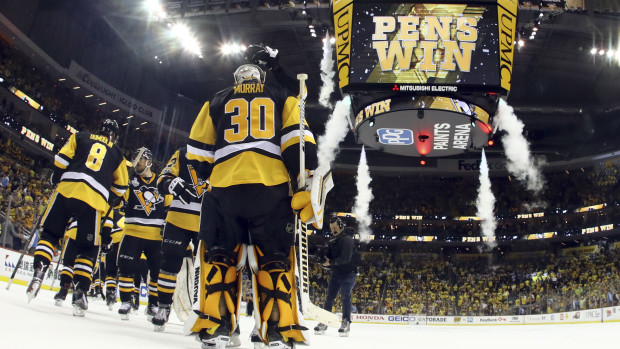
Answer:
[295,74,339,327]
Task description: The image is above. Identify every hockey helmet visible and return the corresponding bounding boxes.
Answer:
[100,119,119,142]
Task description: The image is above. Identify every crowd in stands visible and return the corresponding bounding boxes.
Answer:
[310,242,620,317]
[0,40,185,163]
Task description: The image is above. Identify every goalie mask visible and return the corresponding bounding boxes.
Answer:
[233,64,265,85]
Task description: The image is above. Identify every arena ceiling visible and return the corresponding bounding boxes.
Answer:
[25,1,620,167]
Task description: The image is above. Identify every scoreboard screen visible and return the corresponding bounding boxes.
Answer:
[333,0,518,94]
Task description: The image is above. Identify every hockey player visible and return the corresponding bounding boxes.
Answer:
[53,215,113,306]
[28,119,129,317]
[186,61,319,349]
[117,147,172,321]
[102,209,124,309]
[151,147,202,331]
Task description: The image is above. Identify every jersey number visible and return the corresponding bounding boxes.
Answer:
[224,98,275,143]
[86,143,107,172]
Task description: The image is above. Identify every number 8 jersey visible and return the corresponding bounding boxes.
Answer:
[53,132,129,212]
[186,82,318,188]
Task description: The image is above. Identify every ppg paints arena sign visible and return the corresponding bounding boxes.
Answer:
[354,96,493,157]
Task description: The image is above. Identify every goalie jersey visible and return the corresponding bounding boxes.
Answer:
[53,132,128,212]
[124,173,172,241]
[157,147,207,232]
[186,82,318,188]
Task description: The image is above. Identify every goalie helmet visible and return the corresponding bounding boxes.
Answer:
[233,64,265,85]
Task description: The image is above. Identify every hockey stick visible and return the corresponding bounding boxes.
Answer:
[295,74,339,327]
[5,209,47,290]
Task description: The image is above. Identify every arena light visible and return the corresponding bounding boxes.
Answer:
[420,159,427,166]
[98,102,106,105]
[599,49,605,55]
[58,78,66,81]
[518,39,524,47]
[112,109,120,112]
[145,0,166,19]
[488,140,495,146]
[73,86,80,89]
[590,48,598,55]
[85,94,93,98]
[127,115,134,119]
[607,50,615,58]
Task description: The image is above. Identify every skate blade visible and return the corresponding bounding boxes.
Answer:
[73,306,86,317]
[55,299,64,307]
[338,332,349,337]
[120,313,129,321]
[26,282,41,303]
[314,330,326,335]
[253,343,265,349]
[201,335,231,349]
[153,324,166,332]
[228,334,241,347]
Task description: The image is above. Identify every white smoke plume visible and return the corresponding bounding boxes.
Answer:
[353,146,374,242]
[317,96,351,171]
[318,35,336,108]
[495,99,545,193]
[476,149,497,249]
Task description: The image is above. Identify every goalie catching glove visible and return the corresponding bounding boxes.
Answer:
[291,168,334,229]
[168,177,198,205]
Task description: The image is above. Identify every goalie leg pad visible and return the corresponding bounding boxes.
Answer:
[190,245,240,336]
[254,249,308,344]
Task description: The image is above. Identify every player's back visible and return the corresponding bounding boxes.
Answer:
[56,131,127,212]
[207,82,297,188]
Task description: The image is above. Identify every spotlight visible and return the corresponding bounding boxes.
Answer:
[420,159,427,166]
[591,48,597,55]
[488,140,495,146]
[518,39,524,47]
[369,120,375,127]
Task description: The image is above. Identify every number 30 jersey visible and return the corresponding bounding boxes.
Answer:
[53,132,129,212]
[186,82,318,188]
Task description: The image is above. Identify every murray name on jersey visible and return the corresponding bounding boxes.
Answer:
[124,174,171,241]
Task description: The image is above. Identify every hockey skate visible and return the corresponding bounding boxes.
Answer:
[197,321,231,349]
[54,283,71,307]
[72,289,88,317]
[313,322,327,335]
[338,318,350,337]
[118,301,132,320]
[152,304,171,332]
[250,326,264,349]
[26,263,47,303]
[267,322,294,349]
[226,325,241,348]
[145,303,158,322]
[106,289,117,310]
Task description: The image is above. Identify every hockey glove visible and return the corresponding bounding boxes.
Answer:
[245,45,279,70]
[169,177,198,205]
[291,170,318,227]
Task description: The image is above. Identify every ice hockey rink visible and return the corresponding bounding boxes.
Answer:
[1,283,618,349]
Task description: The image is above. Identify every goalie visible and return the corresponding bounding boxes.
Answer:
[185,48,323,349]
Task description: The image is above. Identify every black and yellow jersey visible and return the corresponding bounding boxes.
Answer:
[111,214,125,244]
[157,147,207,232]
[53,132,129,212]
[124,173,172,241]
[186,82,318,188]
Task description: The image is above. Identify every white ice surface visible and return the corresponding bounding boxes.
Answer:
[1,282,619,349]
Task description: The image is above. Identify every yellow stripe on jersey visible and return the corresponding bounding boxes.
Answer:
[54,133,77,169]
[166,212,200,233]
[281,96,304,129]
[124,224,163,241]
[56,182,109,213]
[187,102,216,163]
[210,152,290,187]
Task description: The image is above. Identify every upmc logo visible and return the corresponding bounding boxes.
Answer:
[377,128,414,145]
